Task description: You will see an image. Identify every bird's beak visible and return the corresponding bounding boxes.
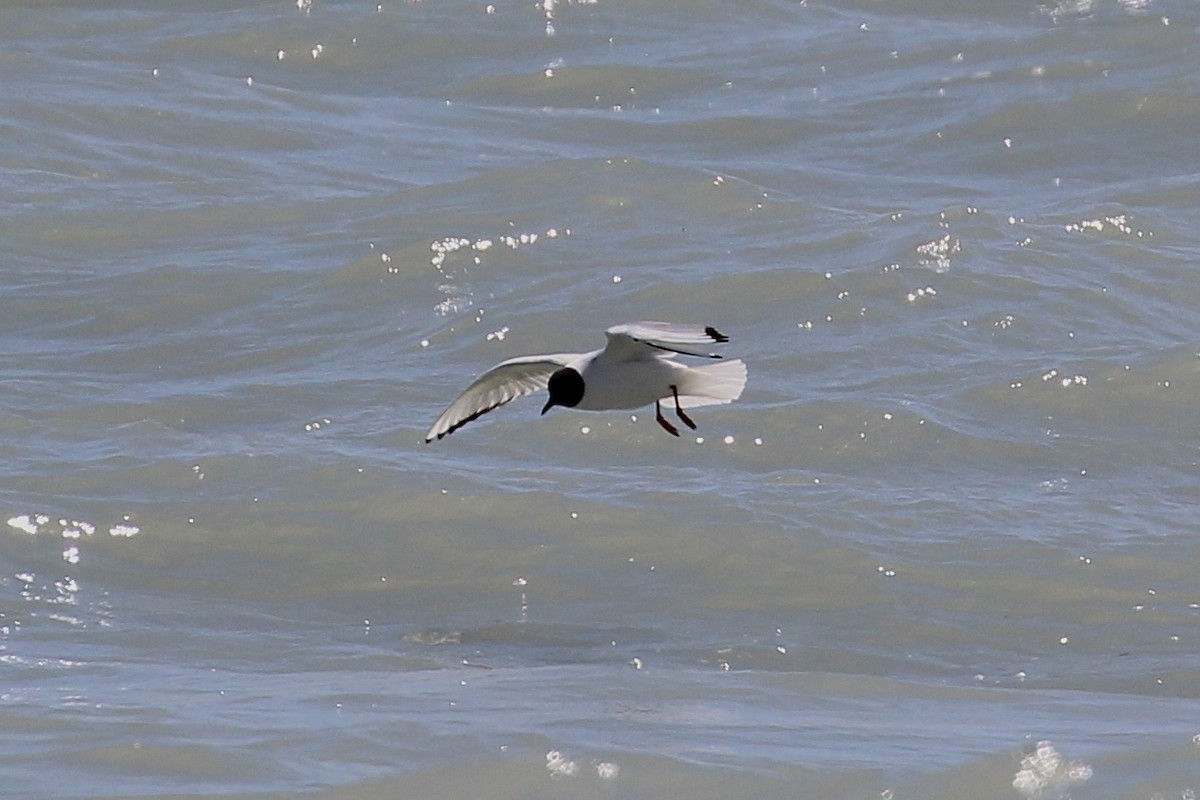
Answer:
[541,397,555,415]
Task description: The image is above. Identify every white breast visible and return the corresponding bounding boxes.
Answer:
[575,356,686,411]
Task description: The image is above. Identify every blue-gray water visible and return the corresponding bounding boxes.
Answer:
[3,1,1200,797]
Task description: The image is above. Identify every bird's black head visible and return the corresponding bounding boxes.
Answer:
[542,367,585,414]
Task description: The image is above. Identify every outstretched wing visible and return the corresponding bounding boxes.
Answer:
[603,321,729,360]
[425,354,572,442]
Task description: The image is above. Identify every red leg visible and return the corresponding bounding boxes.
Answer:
[655,399,680,436]
[671,385,697,430]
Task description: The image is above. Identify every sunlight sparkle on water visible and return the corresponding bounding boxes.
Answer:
[546,750,578,778]
[1013,741,1091,798]
[428,228,568,315]
[916,234,959,271]
[7,515,40,535]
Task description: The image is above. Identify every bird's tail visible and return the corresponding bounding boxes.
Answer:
[675,358,747,409]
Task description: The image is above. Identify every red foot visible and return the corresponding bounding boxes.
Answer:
[655,399,680,436]
[671,385,697,430]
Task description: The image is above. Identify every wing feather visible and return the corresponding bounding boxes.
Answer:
[425,354,570,442]
[604,321,729,359]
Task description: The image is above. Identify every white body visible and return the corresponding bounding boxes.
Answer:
[570,349,744,411]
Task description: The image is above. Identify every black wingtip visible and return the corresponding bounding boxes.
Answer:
[705,326,729,343]
[426,427,453,443]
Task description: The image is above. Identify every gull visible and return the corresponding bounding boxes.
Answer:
[425,322,747,442]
